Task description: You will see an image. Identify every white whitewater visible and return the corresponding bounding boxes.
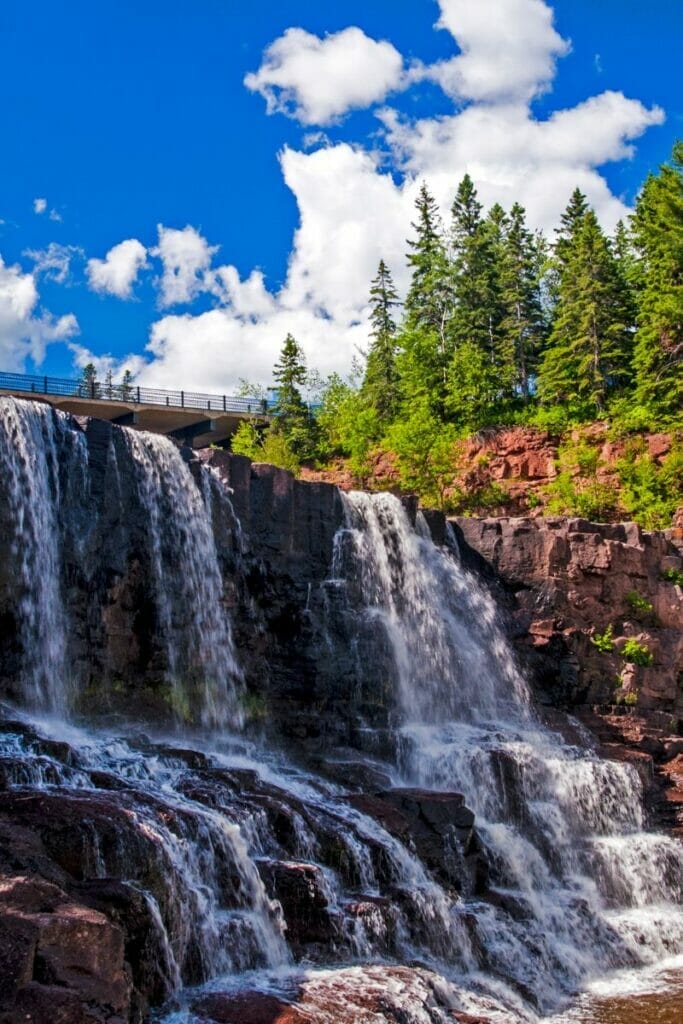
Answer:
[123,430,243,728]
[0,398,87,713]
[337,491,683,1013]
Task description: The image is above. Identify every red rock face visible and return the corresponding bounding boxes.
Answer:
[0,875,132,1023]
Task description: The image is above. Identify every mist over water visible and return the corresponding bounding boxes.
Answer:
[0,397,681,1023]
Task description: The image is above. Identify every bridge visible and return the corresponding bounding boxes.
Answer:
[0,370,269,447]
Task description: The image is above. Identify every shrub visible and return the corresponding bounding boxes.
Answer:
[617,439,683,530]
[625,591,656,621]
[662,567,683,586]
[545,437,619,522]
[622,638,654,667]
[624,689,639,706]
[592,624,615,653]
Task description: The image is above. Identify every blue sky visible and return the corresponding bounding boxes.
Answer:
[0,0,680,392]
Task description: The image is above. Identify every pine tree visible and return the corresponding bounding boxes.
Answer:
[362,260,401,425]
[399,184,453,412]
[499,203,548,399]
[538,210,633,411]
[80,363,99,398]
[444,178,507,423]
[120,369,135,401]
[271,334,316,459]
[631,142,683,418]
[555,188,590,268]
[448,175,497,355]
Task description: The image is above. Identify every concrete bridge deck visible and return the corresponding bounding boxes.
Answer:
[0,370,269,447]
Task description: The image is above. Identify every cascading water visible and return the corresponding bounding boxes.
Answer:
[335,491,683,1012]
[123,430,242,728]
[0,398,87,714]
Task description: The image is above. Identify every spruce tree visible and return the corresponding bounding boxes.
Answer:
[445,178,505,423]
[362,260,401,425]
[499,203,548,399]
[631,142,683,418]
[271,334,316,459]
[449,175,497,355]
[399,183,452,411]
[538,210,633,411]
[555,188,590,268]
[80,363,99,398]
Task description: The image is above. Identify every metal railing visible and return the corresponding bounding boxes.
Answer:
[0,370,270,416]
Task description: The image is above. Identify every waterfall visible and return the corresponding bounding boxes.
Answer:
[0,397,87,714]
[123,430,243,728]
[0,397,242,727]
[336,491,683,1013]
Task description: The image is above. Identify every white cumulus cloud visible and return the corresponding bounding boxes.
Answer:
[33,198,47,215]
[0,255,79,371]
[427,0,570,103]
[87,239,148,299]
[244,26,404,125]
[153,225,218,308]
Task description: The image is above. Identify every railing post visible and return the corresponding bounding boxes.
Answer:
[43,376,48,394]
[181,390,184,408]
[208,400,211,411]
[136,386,140,403]
[223,395,226,412]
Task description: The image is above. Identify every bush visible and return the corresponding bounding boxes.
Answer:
[625,591,656,621]
[617,439,683,530]
[662,567,683,586]
[592,624,615,653]
[545,437,619,522]
[621,638,654,667]
[624,689,639,706]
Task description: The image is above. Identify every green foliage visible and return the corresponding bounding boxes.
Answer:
[621,638,654,667]
[316,374,380,480]
[538,209,633,411]
[592,624,615,653]
[545,438,619,521]
[632,142,683,417]
[271,334,318,461]
[616,438,683,529]
[362,260,401,425]
[625,591,655,617]
[230,420,300,474]
[624,689,639,706]
[454,482,511,515]
[230,420,263,460]
[386,401,460,509]
[661,567,683,586]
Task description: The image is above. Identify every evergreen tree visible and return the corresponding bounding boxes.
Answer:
[631,142,683,417]
[362,260,401,425]
[555,188,589,268]
[80,363,99,398]
[538,210,633,411]
[448,175,498,356]
[271,334,316,459]
[399,184,452,411]
[499,203,548,399]
[121,369,135,401]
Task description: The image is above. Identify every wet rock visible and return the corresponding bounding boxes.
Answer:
[0,874,132,1023]
[192,990,305,1024]
[256,859,342,951]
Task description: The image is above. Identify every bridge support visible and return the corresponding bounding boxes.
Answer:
[168,418,216,443]
[112,411,139,426]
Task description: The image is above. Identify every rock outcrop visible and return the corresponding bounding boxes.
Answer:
[451,514,683,714]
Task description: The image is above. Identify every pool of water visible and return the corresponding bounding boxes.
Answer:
[548,966,683,1023]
